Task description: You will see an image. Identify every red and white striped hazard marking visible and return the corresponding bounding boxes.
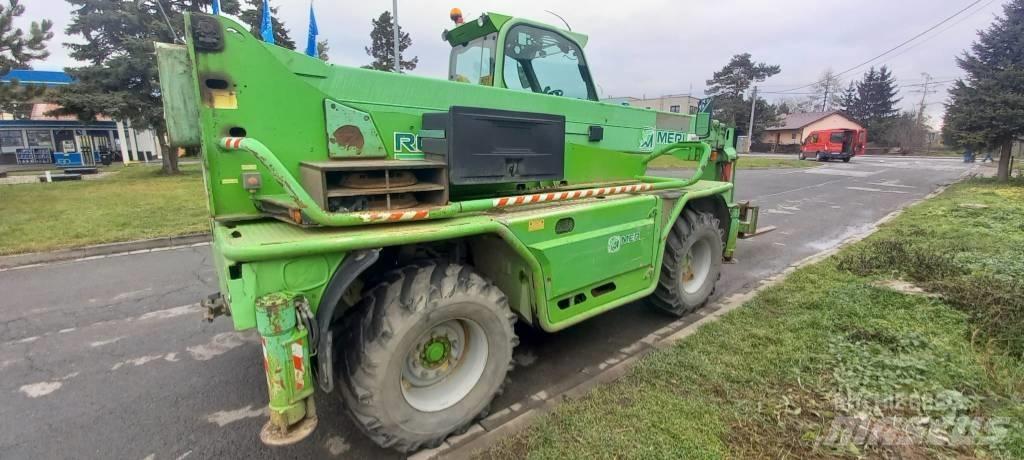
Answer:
[291,340,305,391]
[221,137,245,150]
[492,183,654,208]
[356,209,431,223]
[260,338,269,373]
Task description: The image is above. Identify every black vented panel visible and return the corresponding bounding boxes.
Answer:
[422,106,565,185]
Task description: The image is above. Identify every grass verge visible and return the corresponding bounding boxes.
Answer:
[0,164,207,255]
[481,177,1024,459]
[648,155,817,170]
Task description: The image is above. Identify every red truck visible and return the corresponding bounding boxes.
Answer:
[798,128,866,162]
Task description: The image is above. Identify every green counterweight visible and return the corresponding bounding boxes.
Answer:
[254,293,317,445]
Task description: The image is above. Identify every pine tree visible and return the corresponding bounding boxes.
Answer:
[943,0,1024,181]
[54,0,229,174]
[704,53,781,133]
[317,39,329,61]
[778,100,791,115]
[0,0,52,117]
[854,66,901,143]
[837,81,861,120]
[364,11,418,72]
[238,0,295,49]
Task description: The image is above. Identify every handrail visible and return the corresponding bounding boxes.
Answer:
[220,137,717,227]
[638,140,712,189]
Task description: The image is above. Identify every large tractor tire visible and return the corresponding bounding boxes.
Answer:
[337,262,517,453]
[650,209,724,317]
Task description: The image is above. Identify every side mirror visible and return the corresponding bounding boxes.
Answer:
[694,111,712,138]
[694,97,714,138]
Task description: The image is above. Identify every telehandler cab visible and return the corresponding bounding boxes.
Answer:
[156,9,762,452]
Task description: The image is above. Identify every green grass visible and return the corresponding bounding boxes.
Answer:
[0,164,208,255]
[3,164,127,177]
[482,178,1024,460]
[648,155,817,170]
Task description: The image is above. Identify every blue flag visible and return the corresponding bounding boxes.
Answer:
[305,4,319,57]
[211,0,220,15]
[260,0,275,44]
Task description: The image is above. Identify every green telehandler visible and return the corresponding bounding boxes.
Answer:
[156,10,762,453]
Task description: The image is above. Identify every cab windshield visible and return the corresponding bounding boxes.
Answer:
[449,33,497,86]
[502,25,597,101]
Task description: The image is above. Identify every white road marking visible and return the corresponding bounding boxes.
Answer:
[18,373,77,398]
[324,436,351,456]
[765,209,794,215]
[112,288,153,302]
[175,451,193,460]
[111,354,166,370]
[89,336,125,348]
[754,178,846,199]
[846,186,882,192]
[2,303,204,349]
[805,168,886,178]
[187,331,256,361]
[138,303,201,321]
[19,381,63,397]
[868,181,916,189]
[205,404,268,427]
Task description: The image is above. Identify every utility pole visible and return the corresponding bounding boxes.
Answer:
[912,72,935,153]
[746,86,757,153]
[916,73,932,127]
[821,78,830,112]
[392,0,400,72]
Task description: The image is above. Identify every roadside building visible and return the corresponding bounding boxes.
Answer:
[603,94,700,114]
[760,111,864,152]
[0,70,162,166]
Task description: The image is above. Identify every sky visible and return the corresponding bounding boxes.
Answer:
[15,0,1011,126]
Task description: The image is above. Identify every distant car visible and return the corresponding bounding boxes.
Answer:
[799,128,867,162]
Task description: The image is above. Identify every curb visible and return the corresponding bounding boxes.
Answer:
[414,168,978,460]
[0,233,212,270]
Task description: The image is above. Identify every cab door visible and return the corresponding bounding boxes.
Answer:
[827,130,847,153]
[802,132,821,153]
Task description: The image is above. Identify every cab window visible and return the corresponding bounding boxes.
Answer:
[449,33,497,86]
[501,25,597,100]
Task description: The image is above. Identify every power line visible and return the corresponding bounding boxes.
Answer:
[773,0,984,94]
[758,76,955,88]
[759,80,955,95]
[877,0,1001,68]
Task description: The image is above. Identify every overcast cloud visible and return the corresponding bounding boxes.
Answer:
[15,0,1009,125]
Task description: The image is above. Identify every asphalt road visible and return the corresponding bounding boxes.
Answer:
[0,156,969,460]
